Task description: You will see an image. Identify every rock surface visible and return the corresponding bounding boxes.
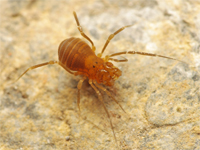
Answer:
[0,0,200,149]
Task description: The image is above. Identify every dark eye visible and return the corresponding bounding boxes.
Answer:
[95,62,98,64]
[93,66,95,68]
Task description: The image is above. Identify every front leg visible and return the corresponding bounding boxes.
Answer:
[89,79,119,149]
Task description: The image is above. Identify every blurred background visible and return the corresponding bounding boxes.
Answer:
[0,0,200,149]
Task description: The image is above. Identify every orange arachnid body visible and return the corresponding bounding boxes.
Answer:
[17,11,184,148]
[58,37,122,86]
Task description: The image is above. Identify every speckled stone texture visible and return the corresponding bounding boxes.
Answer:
[0,0,200,150]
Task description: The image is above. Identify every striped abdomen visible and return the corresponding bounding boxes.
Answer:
[58,37,95,72]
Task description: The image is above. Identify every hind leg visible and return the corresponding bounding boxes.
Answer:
[77,77,87,112]
[16,61,74,82]
[73,11,96,51]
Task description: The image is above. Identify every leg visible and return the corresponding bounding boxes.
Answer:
[77,77,86,112]
[73,11,96,51]
[93,80,126,113]
[106,51,185,63]
[16,60,74,82]
[89,79,119,149]
[104,55,128,62]
[97,25,133,58]
[58,61,75,74]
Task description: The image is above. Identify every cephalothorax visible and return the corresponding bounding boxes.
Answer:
[17,11,183,148]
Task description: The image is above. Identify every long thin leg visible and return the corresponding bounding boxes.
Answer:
[73,11,96,51]
[98,25,133,58]
[16,60,74,82]
[77,77,86,112]
[58,61,75,74]
[93,80,126,113]
[106,51,186,63]
[89,79,119,149]
[104,55,128,62]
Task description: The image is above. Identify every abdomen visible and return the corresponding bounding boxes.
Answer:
[58,37,95,72]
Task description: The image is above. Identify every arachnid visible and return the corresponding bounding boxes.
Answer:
[17,11,184,147]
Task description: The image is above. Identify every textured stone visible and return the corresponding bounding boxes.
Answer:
[0,0,200,149]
